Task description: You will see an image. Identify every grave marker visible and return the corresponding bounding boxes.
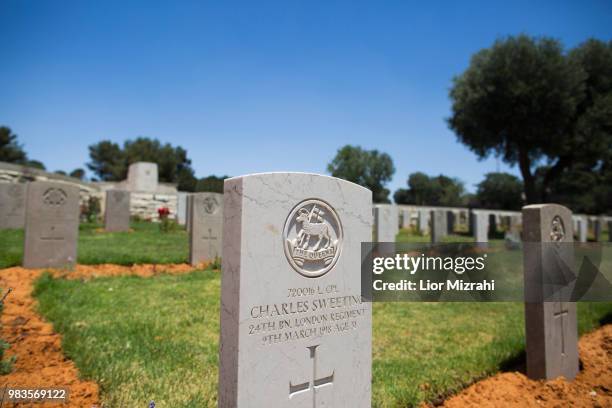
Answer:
[177,192,188,225]
[431,209,447,243]
[418,209,429,235]
[104,190,130,232]
[522,204,578,380]
[373,204,398,242]
[0,183,27,229]
[189,192,223,264]
[218,173,372,407]
[471,211,489,242]
[23,181,79,269]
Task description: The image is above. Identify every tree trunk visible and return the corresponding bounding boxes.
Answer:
[518,147,538,204]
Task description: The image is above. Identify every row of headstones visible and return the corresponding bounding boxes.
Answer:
[1,176,586,405]
[0,182,223,268]
[218,174,580,406]
[373,204,612,243]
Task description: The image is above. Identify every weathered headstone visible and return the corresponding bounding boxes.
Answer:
[401,209,411,229]
[471,210,488,242]
[431,209,447,243]
[218,173,372,407]
[23,181,79,269]
[104,190,130,232]
[127,162,158,192]
[418,209,429,235]
[373,204,398,242]
[176,192,188,225]
[0,183,27,229]
[522,204,578,380]
[189,192,223,265]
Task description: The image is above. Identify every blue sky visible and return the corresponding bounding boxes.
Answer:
[1,1,611,194]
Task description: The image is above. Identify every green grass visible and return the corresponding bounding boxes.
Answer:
[0,222,189,268]
[34,271,612,408]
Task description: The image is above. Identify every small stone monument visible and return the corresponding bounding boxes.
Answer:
[430,209,447,243]
[0,183,27,229]
[522,204,578,380]
[373,204,398,242]
[104,190,130,232]
[23,181,79,269]
[189,192,223,264]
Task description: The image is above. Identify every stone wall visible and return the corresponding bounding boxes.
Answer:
[0,161,179,222]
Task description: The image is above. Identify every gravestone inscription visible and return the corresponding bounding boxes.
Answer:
[218,173,372,407]
[23,181,79,269]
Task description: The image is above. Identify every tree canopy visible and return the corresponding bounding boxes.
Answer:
[195,175,228,194]
[327,145,395,203]
[87,137,197,191]
[0,126,45,169]
[474,172,524,210]
[394,172,466,207]
[448,36,612,207]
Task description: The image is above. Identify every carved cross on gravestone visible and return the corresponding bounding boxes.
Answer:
[289,345,334,407]
[202,228,218,256]
[553,307,569,356]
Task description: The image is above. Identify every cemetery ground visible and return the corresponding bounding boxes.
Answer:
[0,225,611,407]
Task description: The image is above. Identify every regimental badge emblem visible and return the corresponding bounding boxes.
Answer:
[550,215,565,242]
[42,188,67,207]
[283,199,343,278]
[203,196,219,215]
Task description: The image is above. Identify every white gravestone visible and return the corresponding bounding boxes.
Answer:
[218,173,372,408]
[373,204,398,242]
[177,192,188,225]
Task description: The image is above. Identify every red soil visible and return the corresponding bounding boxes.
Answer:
[0,264,202,407]
[436,324,612,407]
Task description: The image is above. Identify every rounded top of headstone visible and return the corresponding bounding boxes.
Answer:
[224,172,373,194]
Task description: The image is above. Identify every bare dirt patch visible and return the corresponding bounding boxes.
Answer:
[438,324,612,407]
[0,264,202,407]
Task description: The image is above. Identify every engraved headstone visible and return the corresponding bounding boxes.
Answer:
[471,211,488,242]
[23,181,79,269]
[522,204,578,380]
[218,173,372,407]
[0,183,27,229]
[104,190,130,232]
[431,209,447,243]
[373,204,398,242]
[189,192,223,265]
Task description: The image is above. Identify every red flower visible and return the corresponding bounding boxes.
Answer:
[157,207,171,218]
